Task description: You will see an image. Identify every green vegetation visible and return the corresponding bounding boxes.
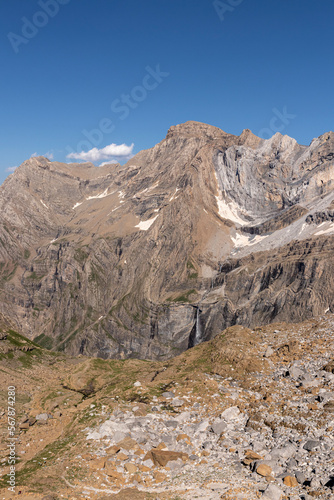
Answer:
[167,289,196,303]
[17,349,43,368]
[88,262,104,284]
[186,259,195,270]
[26,271,45,281]
[57,327,81,352]
[74,247,89,264]
[186,259,198,279]
[1,434,77,489]
[7,329,40,348]
[1,264,17,282]
[34,333,54,350]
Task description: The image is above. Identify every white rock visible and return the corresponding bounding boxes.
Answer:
[264,346,274,357]
[221,406,240,421]
[142,458,154,468]
[261,483,284,500]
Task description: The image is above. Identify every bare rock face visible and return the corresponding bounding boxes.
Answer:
[0,121,334,359]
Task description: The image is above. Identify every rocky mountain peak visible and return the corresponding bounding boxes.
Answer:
[166,120,232,141]
[0,121,334,361]
[237,128,261,148]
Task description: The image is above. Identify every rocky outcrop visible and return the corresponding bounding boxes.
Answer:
[306,210,334,224]
[0,121,334,359]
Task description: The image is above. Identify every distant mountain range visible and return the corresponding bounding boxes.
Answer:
[0,121,333,359]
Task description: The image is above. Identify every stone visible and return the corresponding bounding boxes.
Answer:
[193,419,210,432]
[153,471,167,483]
[35,413,49,422]
[162,392,175,399]
[221,406,240,421]
[150,449,188,467]
[264,346,274,357]
[261,483,283,500]
[294,470,306,484]
[89,457,106,470]
[105,468,123,480]
[318,391,334,403]
[106,445,121,455]
[245,450,263,460]
[116,436,138,451]
[256,464,273,477]
[323,359,334,373]
[211,420,227,435]
[324,400,334,411]
[171,398,185,407]
[124,463,138,474]
[288,364,305,380]
[270,444,296,460]
[138,464,151,472]
[155,442,167,450]
[165,420,178,429]
[283,475,298,487]
[176,433,191,445]
[303,440,320,451]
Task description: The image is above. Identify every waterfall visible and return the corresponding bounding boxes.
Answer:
[194,306,202,345]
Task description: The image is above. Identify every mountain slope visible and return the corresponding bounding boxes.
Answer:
[1,312,334,499]
[0,121,334,359]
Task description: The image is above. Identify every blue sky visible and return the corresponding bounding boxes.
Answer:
[0,0,334,183]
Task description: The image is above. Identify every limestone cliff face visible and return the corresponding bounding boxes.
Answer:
[0,121,334,359]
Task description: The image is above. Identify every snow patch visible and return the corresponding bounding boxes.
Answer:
[110,205,121,213]
[231,232,268,249]
[216,196,246,225]
[118,191,125,204]
[73,189,116,209]
[169,188,180,202]
[87,188,111,200]
[40,200,48,209]
[72,202,83,209]
[135,214,159,231]
[315,223,334,236]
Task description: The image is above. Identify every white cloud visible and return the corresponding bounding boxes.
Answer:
[99,160,119,166]
[66,143,134,163]
[6,166,17,172]
[30,152,38,158]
